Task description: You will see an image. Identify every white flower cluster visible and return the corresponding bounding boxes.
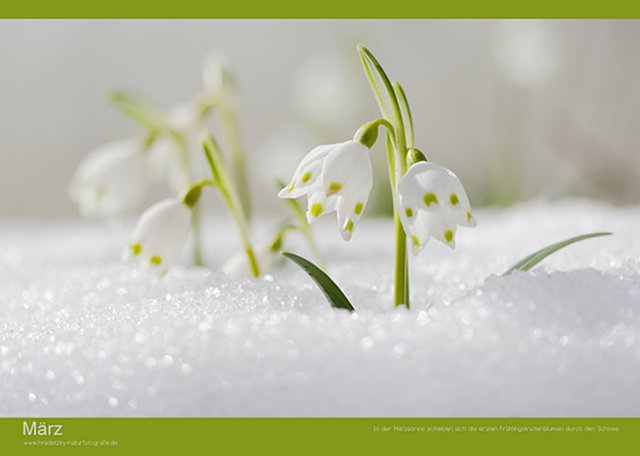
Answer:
[279,136,475,252]
[69,55,229,220]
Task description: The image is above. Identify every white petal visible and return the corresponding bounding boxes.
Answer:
[446,175,476,227]
[398,195,431,255]
[397,161,453,212]
[336,188,370,241]
[129,198,192,271]
[278,143,335,199]
[168,103,199,133]
[70,139,148,219]
[305,187,338,223]
[426,211,458,249]
[320,140,372,197]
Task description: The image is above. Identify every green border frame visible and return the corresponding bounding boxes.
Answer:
[0,0,640,18]
[2,418,639,454]
[1,4,639,454]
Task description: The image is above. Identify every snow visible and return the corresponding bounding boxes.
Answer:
[1,199,639,417]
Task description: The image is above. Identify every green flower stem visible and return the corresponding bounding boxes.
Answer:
[219,107,252,222]
[171,132,205,267]
[276,178,325,268]
[393,82,414,302]
[196,79,252,223]
[191,210,204,266]
[202,133,260,277]
[269,224,297,252]
[358,45,410,308]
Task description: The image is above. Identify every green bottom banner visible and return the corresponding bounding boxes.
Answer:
[1,418,638,454]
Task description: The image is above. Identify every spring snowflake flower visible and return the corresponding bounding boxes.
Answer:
[125,198,193,273]
[398,161,476,254]
[69,139,148,218]
[278,140,372,241]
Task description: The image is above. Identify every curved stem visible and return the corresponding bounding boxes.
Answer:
[276,178,325,268]
[354,117,397,147]
[269,223,298,251]
[202,133,260,277]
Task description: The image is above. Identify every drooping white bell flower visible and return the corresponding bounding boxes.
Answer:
[69,139,148,219]
[278,140,373,241]
[398,161,476,254]
[125,198,193,273]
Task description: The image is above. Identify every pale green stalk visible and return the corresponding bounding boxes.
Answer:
[219,106,252,222]
[275,179,325,268]
[171,131,205,266]
[358,45,410,308]
[202,133,260,277]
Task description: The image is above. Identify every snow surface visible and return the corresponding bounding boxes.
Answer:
[1,200,639,417]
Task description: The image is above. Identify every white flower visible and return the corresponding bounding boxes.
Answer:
[222,242,276,280]
[398,161,476,254]
[69,139,148,218]
[278,140,372,241]
[125,198,193,273]
[147,103,209,192]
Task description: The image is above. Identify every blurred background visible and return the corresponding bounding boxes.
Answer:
[1,20,639,218]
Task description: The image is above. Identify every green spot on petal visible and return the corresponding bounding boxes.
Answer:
[288,181,296,193]
[310,203,323,218]
[354,202,364,215]
[405,207,413,218]
[466,211,472,222]
[345,219,354,232]
[130,243,142,256]
[450,193,459,206]
[423,193,438,207]
[328,182,342,194]
[301,171,311,183]
[150,255,163,265]
[444,230,454,243]
[412,235,420,246]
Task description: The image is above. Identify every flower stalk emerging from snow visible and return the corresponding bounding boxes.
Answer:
[202,133,260,277]
[104,55,252,265]
[276,178,325,268]
[222,224,295,279]
[279,46,476,308]
[202,54,252,221]
[125,128,262,278]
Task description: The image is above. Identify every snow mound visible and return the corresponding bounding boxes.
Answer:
[1,200,639,416]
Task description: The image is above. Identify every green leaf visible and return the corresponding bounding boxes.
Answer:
[109,90,168,132]
[502,232,613,276]
[357,45,396,123]
[281,252,355,312]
